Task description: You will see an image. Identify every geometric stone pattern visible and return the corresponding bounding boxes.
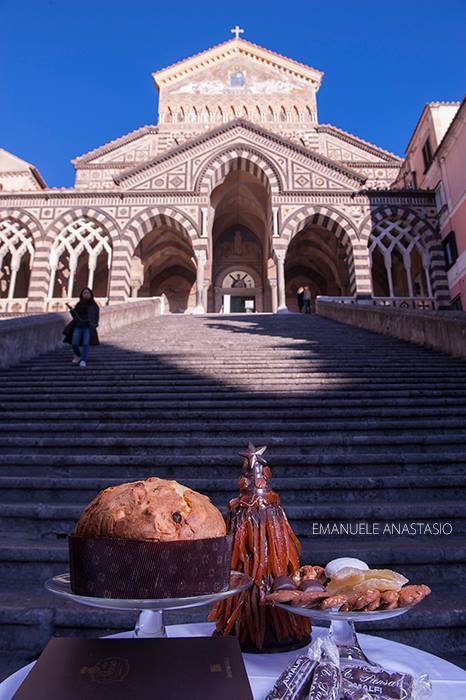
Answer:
[0,36,448,310]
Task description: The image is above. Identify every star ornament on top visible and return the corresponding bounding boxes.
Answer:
[239,442,268,468]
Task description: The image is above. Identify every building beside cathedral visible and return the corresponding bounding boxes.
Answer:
[0,32,453,314]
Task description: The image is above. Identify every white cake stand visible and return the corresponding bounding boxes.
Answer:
[275,602,412,665]
[45,571,251,639]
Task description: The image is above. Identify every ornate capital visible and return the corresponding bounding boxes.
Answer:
[194,248,208,264]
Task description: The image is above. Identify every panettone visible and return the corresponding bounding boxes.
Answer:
[74,477,226,542]
[69,477,231,599]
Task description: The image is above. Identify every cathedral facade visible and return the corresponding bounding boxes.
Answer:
[0,34,450,314]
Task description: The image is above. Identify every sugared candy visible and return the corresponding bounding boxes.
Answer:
[324,558,369,579]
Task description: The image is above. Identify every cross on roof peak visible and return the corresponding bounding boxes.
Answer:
[230,25,244,40]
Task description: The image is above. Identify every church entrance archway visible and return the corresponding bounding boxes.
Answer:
[284,224,353,311]
[215,268,259,313]
[132,221,196,313]
[208,167,273,313]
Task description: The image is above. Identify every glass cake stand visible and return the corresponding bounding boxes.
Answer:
[45,571,251,639]
[275,602,411,665]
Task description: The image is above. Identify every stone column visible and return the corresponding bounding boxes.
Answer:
[272,207,279,238]
[27,242,53,313]
[7,262,18,300]
[201,208,209,238]
[193,249,207,314]
[67,252,78,299]
[87,256,96,291]
[274,250,288,313]
[384,252,394,298]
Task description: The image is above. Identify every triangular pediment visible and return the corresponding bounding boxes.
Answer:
[71,126,159,166]
[115,119,366,193]
[317,124,402,164]
[153,38,323,92]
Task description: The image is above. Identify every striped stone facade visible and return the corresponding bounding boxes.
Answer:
[0,38,447,313]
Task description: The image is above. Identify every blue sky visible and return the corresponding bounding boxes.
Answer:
[1,0,465,187]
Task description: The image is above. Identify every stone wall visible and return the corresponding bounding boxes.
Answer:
[316,299,466,360]
[0,298,164,369]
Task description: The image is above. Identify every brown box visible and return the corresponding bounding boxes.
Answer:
[12,636,254,699]
[69,534,232,599]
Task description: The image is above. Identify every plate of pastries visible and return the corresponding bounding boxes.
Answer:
[265,557,431,614]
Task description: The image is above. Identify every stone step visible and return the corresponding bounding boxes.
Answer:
[2,433,466,456]
[4,368,466,383]
[2,417,466,437]
[0,537,463,586]
[11,364,465,376]
[0,586,461,657]
[1,313,465,665]
[0,452,464,478]
[4,394,466,414]
[0,500,463,538]
[2,404,466,423]
[2,378,466,395]
[0,474,463,504]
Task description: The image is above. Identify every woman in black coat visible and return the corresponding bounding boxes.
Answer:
[63,288,100,368]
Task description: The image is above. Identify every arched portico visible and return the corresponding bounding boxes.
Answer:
[360,206,449,308]
[126,212,198,313]
[206,156,275,312]
[0,217,36,312]
[281,206,359,311]
[109,207,199,304]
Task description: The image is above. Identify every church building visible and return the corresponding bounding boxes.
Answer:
[0,30,449,314]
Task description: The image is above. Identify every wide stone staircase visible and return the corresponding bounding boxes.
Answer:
[0,313,465,678]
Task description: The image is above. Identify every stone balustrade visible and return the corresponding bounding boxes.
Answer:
[316,298,466,360]
[0,298,165,369]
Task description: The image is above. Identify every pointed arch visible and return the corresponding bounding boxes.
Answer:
[0,209,42,244]
[48,218,113,299]
[0,210,43,310]
[195,146,282,196]
[255,106,262,122]
[292,106,300,121]
[242,105,249,120]
[122,207,198,249]
[215,106,223,122]
[280,106,287,122]
[44,207,120,244]
[202,106,210,123]
[267,106,274,122]
[0,217,35,302]
[109,207,199,303]
[360,205,448,306]
[176,107,185,123]
[281,205,363,296]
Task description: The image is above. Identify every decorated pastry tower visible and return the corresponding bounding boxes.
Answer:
[209,442,311,651]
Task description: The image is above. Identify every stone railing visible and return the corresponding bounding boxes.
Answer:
[317,295,435,310]
[0,298,165,369]
[45,297,109,312]
[316,299,466,361]
[0,298,29,314]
